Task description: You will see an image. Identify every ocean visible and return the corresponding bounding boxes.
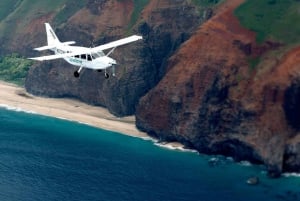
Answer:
[0,107,300,201]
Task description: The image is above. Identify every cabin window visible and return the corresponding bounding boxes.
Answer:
[91,53,99,59]
[75,55,80,58]
[87,54,92,61]
[57,49,64,54]
[97,51,105,56]
[81,54,86,60]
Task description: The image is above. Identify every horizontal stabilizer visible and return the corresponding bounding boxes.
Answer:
[34,45,57,51]
[62,41,76,46]
[34,41,76,51]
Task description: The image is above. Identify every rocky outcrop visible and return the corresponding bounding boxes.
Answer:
[136,0,300,177]
[25,0,208,116]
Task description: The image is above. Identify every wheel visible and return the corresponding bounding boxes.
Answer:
[74,71,80,78]
[104,72,109,79]
[97,69,102,72]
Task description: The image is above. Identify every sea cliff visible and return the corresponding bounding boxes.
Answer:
[136,0,300,177]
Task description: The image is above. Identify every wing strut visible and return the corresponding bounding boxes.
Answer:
[106,47,116,57]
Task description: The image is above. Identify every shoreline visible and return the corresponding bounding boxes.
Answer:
[0,81,187,151]
[0,81,148,138]
[2,81,300,176]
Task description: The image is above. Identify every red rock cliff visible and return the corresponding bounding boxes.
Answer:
[136,0,300,177]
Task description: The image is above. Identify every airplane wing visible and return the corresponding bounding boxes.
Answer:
[34,45,57,51]
[29,51,83,61]
[92,35,143,52]
[34,41,76,51]
[29,35,142,61]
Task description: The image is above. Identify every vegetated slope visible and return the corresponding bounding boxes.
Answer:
[136,0,300,177]
[0,54,32,85]
[0,0,62,41]
[0,0,86,54]
[235,0,300,44]
[0,1,20,21]
[0,0,86,85]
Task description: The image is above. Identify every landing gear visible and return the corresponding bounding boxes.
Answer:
[74,71,80,77]
[103,65,116,79]
[112,64,116,77]
[97,69,109,79]
[74,67,113,79]
[104,72,109,79]
[74,66,83,78]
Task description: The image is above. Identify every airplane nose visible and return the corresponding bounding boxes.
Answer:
[110,58,116,65]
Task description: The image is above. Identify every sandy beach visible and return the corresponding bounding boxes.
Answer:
[0,81,148,138]
[0,81,188,151]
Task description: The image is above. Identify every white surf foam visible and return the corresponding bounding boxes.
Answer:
[0,103,197,153]
[239,160,252,167]
[154,142,197,153]
[282,172,300,178]
[0,104,37,114]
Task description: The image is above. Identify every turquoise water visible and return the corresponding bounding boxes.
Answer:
[0,107,300,201]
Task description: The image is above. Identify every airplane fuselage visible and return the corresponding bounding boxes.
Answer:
[53,46,116,70]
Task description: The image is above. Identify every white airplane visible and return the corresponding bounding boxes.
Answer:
[29,23,143,78]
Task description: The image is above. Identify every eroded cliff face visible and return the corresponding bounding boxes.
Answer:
[25,0,208,116]
[136,0,300,177]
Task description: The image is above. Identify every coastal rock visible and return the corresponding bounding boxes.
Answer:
[283,136,300,172]
[283,80,300,130]
[246,176,259,185]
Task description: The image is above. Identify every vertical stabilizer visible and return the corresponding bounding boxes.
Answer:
[45,23,60,46]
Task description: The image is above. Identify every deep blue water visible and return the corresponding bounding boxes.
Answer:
[0,108,300,201]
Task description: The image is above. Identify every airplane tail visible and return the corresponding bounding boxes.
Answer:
[33,23,76,51]
[45,23,60,46]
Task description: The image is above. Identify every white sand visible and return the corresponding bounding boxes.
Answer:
[0,81,148,138]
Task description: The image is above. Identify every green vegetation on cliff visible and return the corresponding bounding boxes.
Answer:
[192,0,222,7]
[0,1,20,21]
[127,0,149,31]
[0,0,86,85]
[0,0,67,39]
[0,54,32,86]
[235,0,300,44]
[53,0,87,25]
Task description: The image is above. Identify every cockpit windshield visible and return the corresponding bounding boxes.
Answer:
[91,51,105,59]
